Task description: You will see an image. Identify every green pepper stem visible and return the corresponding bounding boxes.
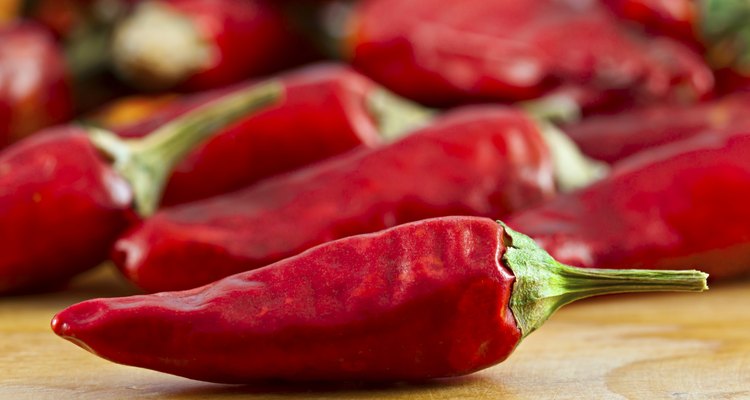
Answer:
[499,222,709,338]
[537,121,608,192]
[367,88,436,142]
[89,80,284,217]
[519,94,581,124]
[700,0,750,73]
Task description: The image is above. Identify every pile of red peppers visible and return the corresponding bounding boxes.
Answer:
[2,0,749,386]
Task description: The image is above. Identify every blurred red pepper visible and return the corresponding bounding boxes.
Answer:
[346,0,713,110]
[507,132,750,281]
[0,81,280,294]
[600,0,699,46]
[0,21,73,146]
[105,64,434,206]
[112,0,316,91]
[601,0,750,94]
[53,217,707,383]
[25,0,141,112]
[112,105,606,293]
[561,92,750,163]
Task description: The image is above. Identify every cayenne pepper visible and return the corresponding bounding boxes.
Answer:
[53,217,708,382]
[112,0,315,91]
[345,0,713,110]
[601,0,750,94]
[561,92,750,163]
[0,81,281,294]
[108,64,434,206]
[112,105,605,293]
[0,21,73,146]
[506,132,750,281]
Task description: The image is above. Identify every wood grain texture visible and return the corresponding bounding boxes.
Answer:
[1,265,748,400]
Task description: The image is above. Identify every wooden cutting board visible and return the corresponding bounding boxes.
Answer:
[1,265,748,400]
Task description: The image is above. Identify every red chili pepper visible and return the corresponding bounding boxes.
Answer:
[600,0,699,47]
[345,0,713,110]
[107,64,434,206]
[506,132,750,281]
[112,0,315,90]
[112,105,606,293]
[600,0,750,94]
[53,217,708,383]
[561,92,750,163]
[0,21,73,146]
[0,81,281,294]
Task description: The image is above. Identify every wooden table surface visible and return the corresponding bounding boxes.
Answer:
[1,265,748,400]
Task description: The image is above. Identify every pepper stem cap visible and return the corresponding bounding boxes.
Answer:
[89,80,283,216]
[500,222,708,338]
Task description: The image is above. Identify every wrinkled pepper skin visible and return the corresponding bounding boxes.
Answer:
[56,217,521,382]
[0,22,73,146]
[111,64,420,206]
[561,92,750,163]
[507,133,750,281]
[0,128,134,293]
[114,106,554,292]
[347,0,713,109]
[113,0,313,91]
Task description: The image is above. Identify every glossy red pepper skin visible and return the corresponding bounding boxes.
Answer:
[113,106,554,292]
[506,133,750,281]
[0,127,135,293]
[56,217,521,382]
[561,92,750,163]
[347,0,713,109]
[0,22,73,146]
[110,64,418,206]
[113,0,313,91]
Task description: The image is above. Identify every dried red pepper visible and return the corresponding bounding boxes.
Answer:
[346,0,713,110]
[0,21,73,146]
[53,217,708,382]
[0,81,280,294]
[601,0,750,94]
[507,132,750,281]
[561,92,750,163]
[112,0,314,90]
[113,105,605,292]
[102,64,433,206]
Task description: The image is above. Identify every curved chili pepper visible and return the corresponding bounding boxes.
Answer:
[0,81,281,294]
[0,21,73,146]
[346,0,713,110]
[106,64,434,206]
[53,217,707,383]
[112,105,606,293]
[112,0,314,90]
[561,92,750,163]
[506,132,750,281]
